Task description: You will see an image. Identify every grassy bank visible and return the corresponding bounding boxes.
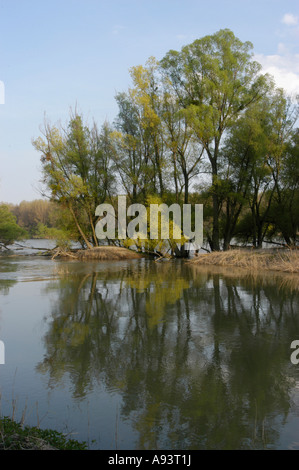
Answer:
[0,416,88,450]
[189,249,299,274]
[52,245,143,260]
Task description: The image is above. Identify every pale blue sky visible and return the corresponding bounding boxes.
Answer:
[0,0,299,204]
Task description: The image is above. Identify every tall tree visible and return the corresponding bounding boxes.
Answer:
[129,57,167,198]
[111,91,156,202]
[160,79,204,204]
[219,96,273,249]
[161,29,272,250]
[0,204,28,248]
[268,124,299,246]
[220,89,299,249]
[32,111,115,247]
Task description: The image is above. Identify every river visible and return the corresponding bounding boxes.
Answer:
[0,240,299,449]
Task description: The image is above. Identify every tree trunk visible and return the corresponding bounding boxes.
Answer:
[211,153,220,251]
[172,153,180,202]
[69,203,93,249]
[183,170,189,204]
[212,188,220,251]
[88,209,98,247]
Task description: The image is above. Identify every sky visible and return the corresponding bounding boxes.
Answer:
[0,0,299,204]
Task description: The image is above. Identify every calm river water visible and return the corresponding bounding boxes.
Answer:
[1,240,299,450]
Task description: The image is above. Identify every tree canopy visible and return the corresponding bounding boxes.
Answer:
[0,204,28,248]
[31,29,299,253]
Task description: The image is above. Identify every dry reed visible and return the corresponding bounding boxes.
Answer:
[189,249,299,274]
[60,246,142,261]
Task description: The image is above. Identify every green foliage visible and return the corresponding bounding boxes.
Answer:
[0,204,28,247]
[120,194,189,257]
[30,30,299,252]
[33,222,72,250]
[32,111,116,248]
[34,222,65,240]
[160,29,273,250]
[12,199,53,235]
[0,416,88,450]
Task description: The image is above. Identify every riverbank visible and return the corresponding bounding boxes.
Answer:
[0,416,87,450]
[189,249,299,273]
[52,245,143,260]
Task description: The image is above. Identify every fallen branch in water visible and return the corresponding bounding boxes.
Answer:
[264,240,298,249]
[11,242,59,251]
[0,243,10,250]
[51,247,78,259]
[154,252,173,262]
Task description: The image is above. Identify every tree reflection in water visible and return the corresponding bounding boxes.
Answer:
[37,259,299,449]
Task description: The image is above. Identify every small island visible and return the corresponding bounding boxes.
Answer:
[189,248,299,273]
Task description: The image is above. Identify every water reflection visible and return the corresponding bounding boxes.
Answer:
[34,259,299,449]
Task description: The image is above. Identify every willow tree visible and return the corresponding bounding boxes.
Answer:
[129,58,168,198]
[274,128,299,246]
[111,91,156,203]
[0,204,28,248]
[111,58,170,203]
[219,96,274,249]
[266,94,299,246]
[113,57,205,206]
[160,77,205,204]
[32,112,115,248]
[161,29,272,250]
[218,87,299,249]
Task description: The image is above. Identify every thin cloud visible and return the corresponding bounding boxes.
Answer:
[112,25,125,35]
[255,49,299,97]
[281,13,298,26]
[176,34,187,40]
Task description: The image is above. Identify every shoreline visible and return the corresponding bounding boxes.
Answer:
[52,245,143,260]
[0,416,87,450]
[2,243,299,275]
[188,248,299,274]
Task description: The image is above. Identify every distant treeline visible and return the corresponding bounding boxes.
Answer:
[0,199,69,243]
[9,199,54,235]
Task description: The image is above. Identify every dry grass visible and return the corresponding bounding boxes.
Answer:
[189,249,299,274]
[55,245,142,261]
